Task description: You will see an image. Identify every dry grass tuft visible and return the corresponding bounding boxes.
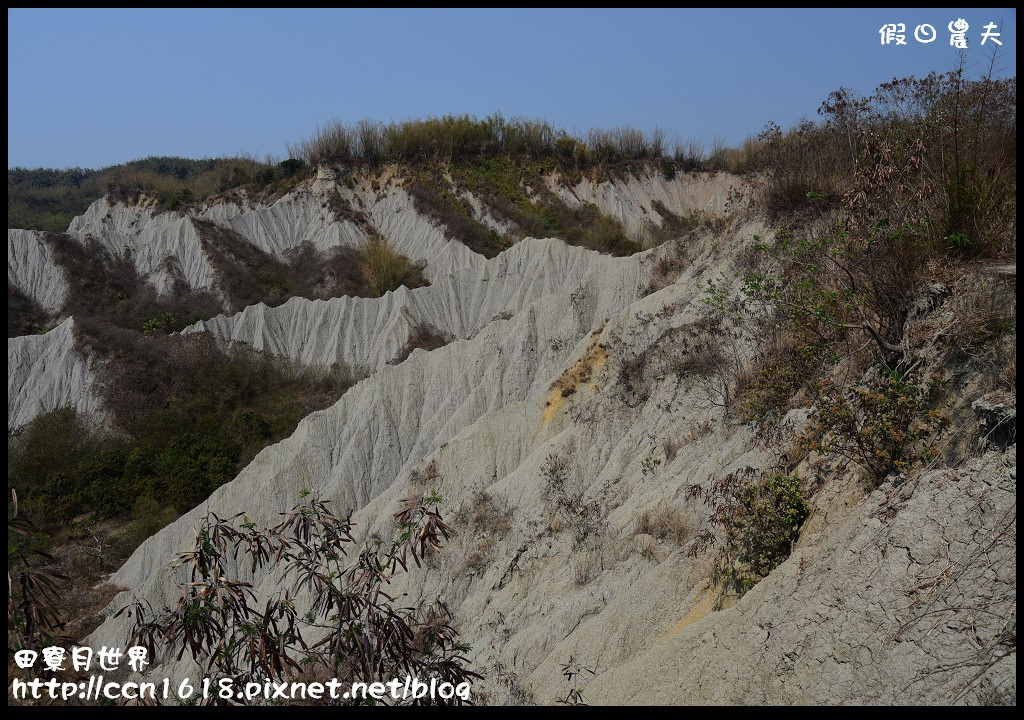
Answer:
[409,459,441,488]
[635,505,692,546]
[360,235,428,297]
[459,490,513,574]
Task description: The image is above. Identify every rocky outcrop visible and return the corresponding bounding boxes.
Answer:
[7,229,69,313]
[81,219,753,675]
[85,224,667,618]
[9,170,742,319]
[974,392,1016,449]
[553,171,748,241]
[186,237,644,372]
[68,196,219,295]
[7,317,102,431]
[198,182,483,283]
[66,180,484,294]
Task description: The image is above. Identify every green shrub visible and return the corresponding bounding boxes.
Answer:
[688,470,809,595]
[142,311,177,335]
[122,493,178,546]
[736,473,808,574]
[740,219,935,379]
[735,332,828,423]
[803,372,949,484]
[155,432,239,513]
[7,407,100,491]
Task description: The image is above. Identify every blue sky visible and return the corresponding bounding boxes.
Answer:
[7,8,1016,169]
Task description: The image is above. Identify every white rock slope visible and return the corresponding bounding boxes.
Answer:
[8,317,102,431]
[554,171,748,241]
[8,229,69,313]
[187,237,642,372]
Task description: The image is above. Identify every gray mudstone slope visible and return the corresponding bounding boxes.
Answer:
[86,213,1015,704]
[7,170,1014,705]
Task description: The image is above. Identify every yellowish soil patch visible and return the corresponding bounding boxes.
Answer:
[541,337,607,427]
[659,584,736,642]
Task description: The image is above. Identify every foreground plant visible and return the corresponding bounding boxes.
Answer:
[117,491,479,706]
[7,490,68,653]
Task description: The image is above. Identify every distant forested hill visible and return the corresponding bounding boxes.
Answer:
[8,156,293,230]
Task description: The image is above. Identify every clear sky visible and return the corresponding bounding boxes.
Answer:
[7,8,1016,169]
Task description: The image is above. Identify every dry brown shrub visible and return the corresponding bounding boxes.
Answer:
[634,505,692,546]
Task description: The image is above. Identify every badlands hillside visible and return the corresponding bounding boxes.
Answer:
[8,93,1017,705]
